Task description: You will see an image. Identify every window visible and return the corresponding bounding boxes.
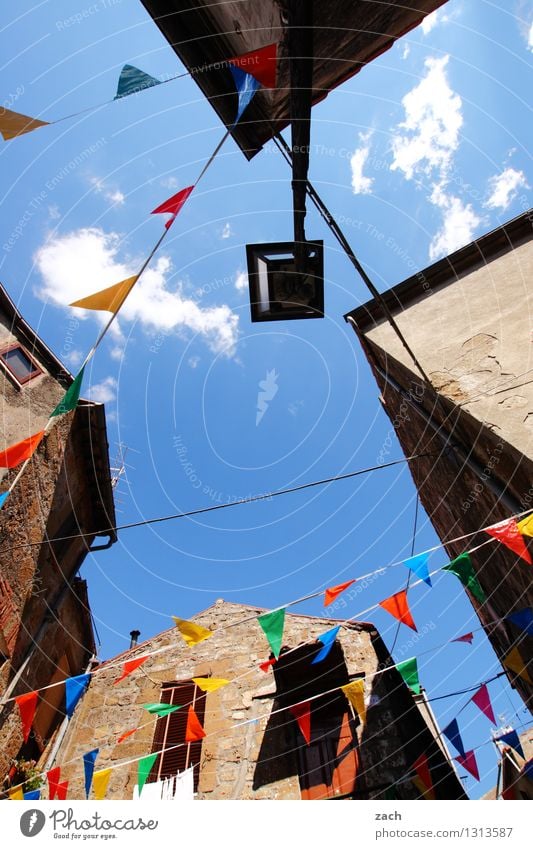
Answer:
[149,680,206,791]
[0,344,42,385]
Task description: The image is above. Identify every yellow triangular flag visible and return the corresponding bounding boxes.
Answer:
[172,617,212,647]
[503,646,532,683]
[341,680,366,724]
[70,276,138,314]
[517,513,533,538]
[92,768,112,800]
[0,108,49,141]
[8,787,24,800]
[192,677,229,692]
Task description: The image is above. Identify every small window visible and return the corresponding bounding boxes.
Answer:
[149,680,206,791]
[0,344,42,385]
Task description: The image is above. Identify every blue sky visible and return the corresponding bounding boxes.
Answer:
[1,1,532,798]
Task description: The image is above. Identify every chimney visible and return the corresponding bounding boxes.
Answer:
[129,629,141,649]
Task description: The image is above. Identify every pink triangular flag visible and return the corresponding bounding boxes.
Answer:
[456,750,480,781]
[471,683,496,724]
[289,702,311,745]
[452,632,474,644]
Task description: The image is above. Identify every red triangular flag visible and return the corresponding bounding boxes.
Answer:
[486,518,532,564]
[117,728,138,744]
[471,683,496,724]
[15,691,38,742]
[324,579,355,607]
[259,657,276,673]
[56,781,68,800]
[413,752,435,799]
[0,431,45,469]
[47,767,61,800]
[227,43,277,89]
[455,750,480,781]
[452,632,474,644]
[185,706,206,742]
[379,590,417,631]
[113,656,148,685]
[151,185,194,229]
[289,702,311,745]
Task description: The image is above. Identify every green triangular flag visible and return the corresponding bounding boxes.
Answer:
[396,657,421,695]
[442,553,486,603]
[257,608,285,658]
[143,703,181,718]
[137,753,158,796]
[115,65,161,99]
[51,368,85,417]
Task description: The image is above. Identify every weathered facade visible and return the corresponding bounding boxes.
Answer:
[0,284,116,790]
[483,729,533,800]
[53,601,467,800]
[345,212,533,707]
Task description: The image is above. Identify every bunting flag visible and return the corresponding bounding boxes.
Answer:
[65,673,91,718]
[257,608,285,658]
[506,608,533,636]
[452,632,474,644]
[379,589,417,631]
[113,655,149,684]
[0,491,9,509]
[227,43,278,89]
[185,706,206,742]
[485,518,532,564]
[191,677,229,693]
[50,369,85,418]
[56,781,69,800]
[503,646,532,683]
[143,703,181,718]
[524,759,533,781]
[23,790,41,800]
[496,729,525,759]
[404,552,432,587]
[115,65,161,99]
[229,66,260,124]
[8,787,24,800]
[0,108,49,141]
[396,657,421,695]
[455,750,480,781]
[289,702,311,745]
[151,185,194,229]
[259,658,276,673]
[442,553,486,603]
[324,579,355,607]
[442,718,466,757]
[0,431,45,469]
[311,625,341,664]
[15,691,38,742]
[70,276,138,314]
[172,616,212,647]
[83,749,99,799]
[92,768,112,800]
[341,680,366,724]
[137,753,158,796]
[47,767,61,801]
[517,513,533,537]
[471,683,496,724]
[412,752,435,800]
[117,728,138,744]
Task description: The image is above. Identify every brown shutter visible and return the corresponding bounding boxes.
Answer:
[149,680,206,791]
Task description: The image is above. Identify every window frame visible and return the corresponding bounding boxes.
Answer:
[0,343,42,386]
[148,679,206,792]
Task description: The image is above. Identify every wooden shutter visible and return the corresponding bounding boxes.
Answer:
[149,680,206,791]
[298,709,359,800]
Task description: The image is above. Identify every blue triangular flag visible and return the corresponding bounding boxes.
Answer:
[497,730,525,759]
[83,748,99,799]
[404,552,432,587]
[524,759,533,780]
[311,626,341,664]
[442,718,466,757]
[115,64,161,99]
[0,491,8,509]
[229,66,260,125]
[506,608,533,637]
[23,789,41,800]
[65,673,91,718]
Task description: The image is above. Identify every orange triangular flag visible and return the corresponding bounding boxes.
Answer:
[0,108,49,141]
[70,276,138,314]
[185,706,206,742]
[117,728,138,744]
[486,518,532,564]
[0,431,44,469]
[503,646,532,683]
[15,691,38,742]
[379,589,417,631]
[113,656,148,685]
[324,579,355,607]
[413,752,435,800]
[289,702,311,745]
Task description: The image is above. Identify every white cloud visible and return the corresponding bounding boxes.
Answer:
[429,185,482,260]
[160,176,180,190]
[108,189,125,205]
[64,349,83,368]
[48,204,60,220]
[390,56,462,181]
[87,376,117,404]
[528,21,533,51]
[91,177,125,206]
[188,356,200,369]
[420,10,440,35]
[221,222,233,239]
[34,227,240,357]
[401,43,410,60]
[350,130,374,195]
[234,270,248,291]
[484,167,529,210]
